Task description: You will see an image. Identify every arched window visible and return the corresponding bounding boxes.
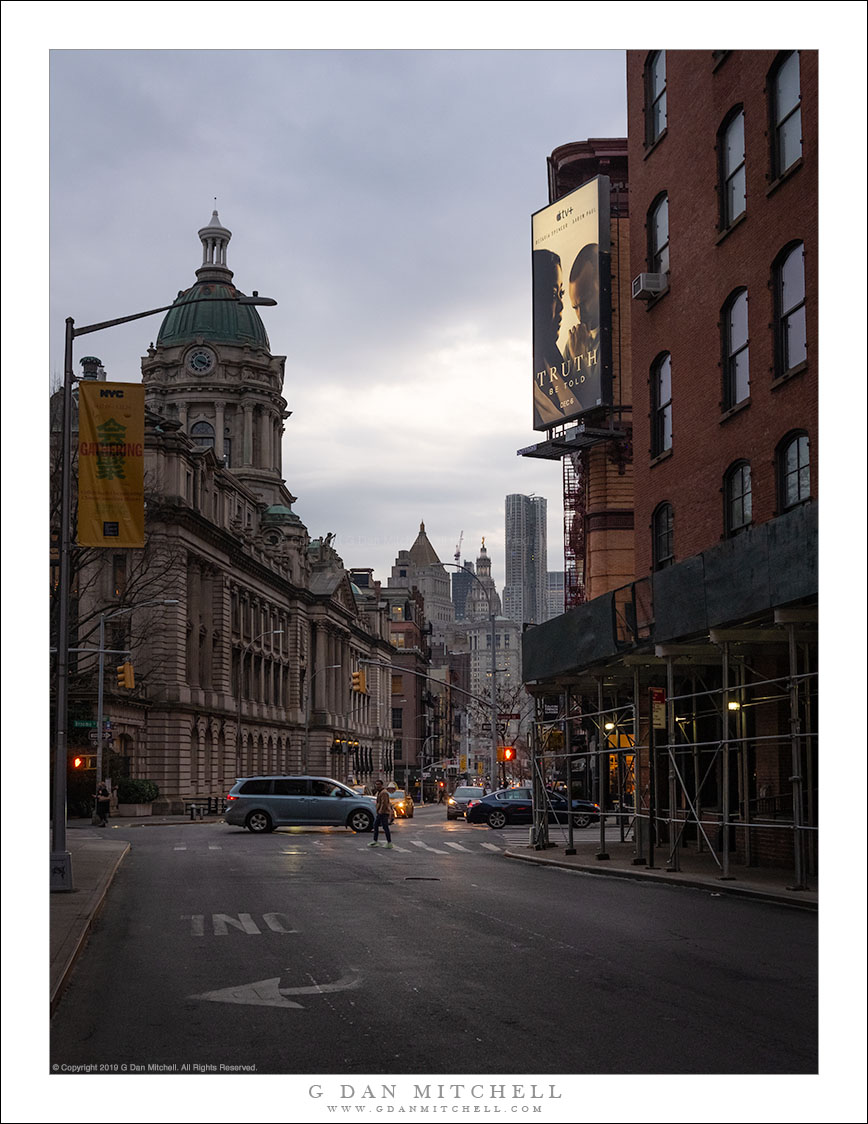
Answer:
[648,193,669,275]
[651,352,672,457]
[724,461,752,536]
[190,420,215,450]
[719,108,745,227]
[645,51,667,145]
[652,503,674,570]
[777,432,810,511]
[722,288,750,409]
[774,242,807,376]
[770,52,801,178]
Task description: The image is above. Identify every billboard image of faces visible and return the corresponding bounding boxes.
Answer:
[531,176,612,431]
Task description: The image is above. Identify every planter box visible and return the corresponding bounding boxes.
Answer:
[117,803,153,817]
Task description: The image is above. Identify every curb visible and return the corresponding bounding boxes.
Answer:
[502,850,818,911]
[50,842,130,1014]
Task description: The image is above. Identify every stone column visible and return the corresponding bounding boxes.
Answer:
[243,404,254,466]
[214,400,226,462]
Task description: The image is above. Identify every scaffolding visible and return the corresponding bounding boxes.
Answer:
[563,450,586,610]
[530,618,818,890]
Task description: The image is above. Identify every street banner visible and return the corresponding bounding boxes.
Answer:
[77,381,145,547]
[531,175,612,430]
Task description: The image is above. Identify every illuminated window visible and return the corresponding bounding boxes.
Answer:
[724,462,752,536]
[645,51,667,145]
[112,554,127,598]
[722,289,750,408]
[719,108,745,227]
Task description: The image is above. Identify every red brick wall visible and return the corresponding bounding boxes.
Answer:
[626,50,818,576]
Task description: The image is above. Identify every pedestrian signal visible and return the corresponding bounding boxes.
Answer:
[116,661,135,689]
[503,746,516,762]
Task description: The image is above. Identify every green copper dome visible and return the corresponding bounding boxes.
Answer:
[155,209,270,349]
[156,279,270,348]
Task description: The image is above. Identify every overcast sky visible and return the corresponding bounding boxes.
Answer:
[46,46,629,589]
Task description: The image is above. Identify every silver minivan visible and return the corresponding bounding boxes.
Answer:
[224,775,376,834]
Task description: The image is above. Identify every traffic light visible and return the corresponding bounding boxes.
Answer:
[351,670,367,694]
[116,661,135,689]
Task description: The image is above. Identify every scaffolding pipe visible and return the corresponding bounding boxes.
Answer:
[738,659,752,868]
[720,642,733,880]
[596,678,609,860]
[802,641,816,877]
[665,655,679,870]
[788,623,807,890]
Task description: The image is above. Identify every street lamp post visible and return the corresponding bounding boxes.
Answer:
[235,629,284,776]
[52,291,277,891]
[302,663,342,775]
[96,599,179,784]
[417,732,439,807]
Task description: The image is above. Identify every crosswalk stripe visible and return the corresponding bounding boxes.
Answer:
[411,840,449,855]
[208,845,221,850]
[445,842,472,852]
[480,842,503,852]
[173,845,187,851]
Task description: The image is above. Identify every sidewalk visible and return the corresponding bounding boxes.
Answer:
[504,829,818,910]
[50,814,222,1011]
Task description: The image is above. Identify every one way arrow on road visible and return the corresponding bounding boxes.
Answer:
[190,970,361,1009]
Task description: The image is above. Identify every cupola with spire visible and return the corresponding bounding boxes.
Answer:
[154,209,270,349]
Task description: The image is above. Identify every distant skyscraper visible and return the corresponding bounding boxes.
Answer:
[546,571,565,621]
[451,561,475,621]
[503,494,547,625]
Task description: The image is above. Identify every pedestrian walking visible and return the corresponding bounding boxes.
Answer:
[94,782,111,827]
[368,780,393,848]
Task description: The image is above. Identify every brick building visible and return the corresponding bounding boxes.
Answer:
[522,51,817,885]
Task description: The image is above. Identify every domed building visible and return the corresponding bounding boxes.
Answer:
[65,212,395,810]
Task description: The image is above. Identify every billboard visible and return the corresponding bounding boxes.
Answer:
[531,176,612,430]
[77,381,145,548]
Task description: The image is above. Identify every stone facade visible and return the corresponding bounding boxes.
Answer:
[58,212,394,810]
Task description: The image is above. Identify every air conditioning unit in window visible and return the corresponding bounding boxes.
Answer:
[632,272,667,300]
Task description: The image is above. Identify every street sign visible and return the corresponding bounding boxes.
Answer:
[498,713,520,721]
[651,687,666,729]
[88,729,99,745]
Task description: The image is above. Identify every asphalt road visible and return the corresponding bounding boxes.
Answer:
[50,808,817,1075]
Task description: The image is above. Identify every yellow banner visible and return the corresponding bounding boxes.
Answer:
[77,382,145,548]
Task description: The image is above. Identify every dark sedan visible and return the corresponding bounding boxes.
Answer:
[445,785,487,820]
[465,786,601,830]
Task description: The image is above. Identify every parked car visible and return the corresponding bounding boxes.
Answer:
[388,789,414,819]
[465,786,601,830]
[224,776,376,834]
[446,785,487,820]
